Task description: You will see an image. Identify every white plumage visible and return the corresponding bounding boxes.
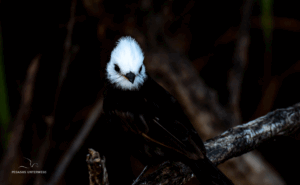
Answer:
[106,36,147,90]
[103,36,234,185]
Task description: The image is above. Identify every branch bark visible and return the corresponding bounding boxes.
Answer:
[133,102,300,185]
[87,148,109,185]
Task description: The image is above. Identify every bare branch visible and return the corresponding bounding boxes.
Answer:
[134,103,300,185]
[87,148,109,185]
[228,0,254,126]
[0,55,40,184]
[59,0,77,87]
[34,1,78,184]
[46,97,104,185]
[145,49,231,140]
[143,8,233,140]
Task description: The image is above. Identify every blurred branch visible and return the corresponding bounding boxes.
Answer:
[59,0,77,87]
[34,0,78,184]
[228,0,254,126]
[252,60,300,119]
[270,17,300,32]
[251,77,279,119]
[0,25,11,149]
[283,60,300,76]
[215,17,300,47]
[46,97,103,185]
[86,148,109,185]
[143,8,234,139]
[191,54,212,72]
[0,55,40,184]
[140,2,285,184]
[260,0,274,115]
[146,49,231,139]
[260,0,273,52]
[134,102,300,185]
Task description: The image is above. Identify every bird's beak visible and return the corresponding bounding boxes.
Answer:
[125,72,136,84]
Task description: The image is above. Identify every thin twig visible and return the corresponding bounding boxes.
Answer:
[228,0,254,126]
[59,0,77,87]
[132,165,148,185]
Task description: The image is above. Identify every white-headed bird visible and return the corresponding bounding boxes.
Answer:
[103,36,234,185]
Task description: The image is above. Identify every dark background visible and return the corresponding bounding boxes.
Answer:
[0,0,300,184]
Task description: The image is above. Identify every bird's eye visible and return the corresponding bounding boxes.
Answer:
[139,66,142,73]
[114,64,120,73]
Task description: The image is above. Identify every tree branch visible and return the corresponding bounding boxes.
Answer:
[46,97,104,185]
[34,1,78,184]
[86,148,109,185]
[0,55,40,184]
[145,49,231,139]
[228,0,254,126]
[133,102,300,185]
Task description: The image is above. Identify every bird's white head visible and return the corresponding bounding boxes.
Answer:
[106,36,147,90]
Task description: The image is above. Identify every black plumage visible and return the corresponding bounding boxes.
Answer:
[103,36,234,184]
[104,75,234,185]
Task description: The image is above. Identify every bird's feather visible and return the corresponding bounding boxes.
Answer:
[103,36,234,184]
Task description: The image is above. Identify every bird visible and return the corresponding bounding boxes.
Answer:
[103,36,234,185]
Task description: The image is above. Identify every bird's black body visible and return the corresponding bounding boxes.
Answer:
[103,74,234,185]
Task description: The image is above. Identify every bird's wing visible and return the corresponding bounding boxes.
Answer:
[140,75,206,160]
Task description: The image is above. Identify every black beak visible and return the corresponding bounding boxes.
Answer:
[125,72,136,84]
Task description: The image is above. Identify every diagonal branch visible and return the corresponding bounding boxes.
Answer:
[33,1,78,184]
[46,97,104,185]
[133,102,300,185]
[59,0,77,87]
[145,49,231,140]
[0,55,41,184]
